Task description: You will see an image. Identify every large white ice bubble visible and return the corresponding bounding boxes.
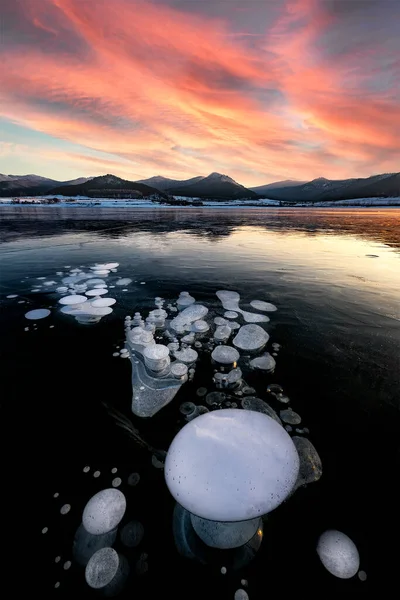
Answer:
[82,489,126,535]
[165,409,299,521]
[177,291,196,310]
[233,324,269,351]
[211,346,240,365]
[191,320,209,333]
[214,325,232,342]
[190,514,261,549]
[85,547,128,593]
[91,298,116,307]
[174,348,198,364]
[86,288,108,296]
[250,300,277,312]
[317,530,360,579]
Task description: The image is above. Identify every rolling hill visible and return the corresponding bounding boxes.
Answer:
[48,174,168,199]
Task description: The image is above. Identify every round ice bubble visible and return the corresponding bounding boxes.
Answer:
[211,345,239,365]
[280,409,301,425]
[171,362,188,378]
[250,300,277,312]
[234,589,249,600]
[82,489,126,535]
[86,289,108,296]
[85,547,119,589]
[191,320,209,333]
[120,521,144,548]
[25,309,51,320]
[116,278,132,286]
[191,514,261,549]
[224,311,238,319]
[250,353,276,372]
[59,295,87,305]
[317,530,360,579]
[91,298,116,307]
[233,325,269,351]
[165,409,300,521]
[174,348,198,364]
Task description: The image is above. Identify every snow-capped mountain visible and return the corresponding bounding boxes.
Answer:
[167,172,258,200]
[0,174,93,196]
[136,175,205,191]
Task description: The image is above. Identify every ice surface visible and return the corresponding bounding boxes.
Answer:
[241,397,282,425]
[59,294,87,305]
[85,547,119,589]
[190,514,261,549]
[280,409,301,425]
[25,309,51,320]
[250,300,277,312]
[211,345,240,365]
[120,521,144,548]
[216,290,270,323]
[82,489,126,535]
[250,353,276,372]
[165,409,299,521]
[116,278,132,286]
[292,437,322,488]
[233,325,269,351]
[317,530,360,579]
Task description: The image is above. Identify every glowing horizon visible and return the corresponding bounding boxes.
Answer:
[1,0,399,186]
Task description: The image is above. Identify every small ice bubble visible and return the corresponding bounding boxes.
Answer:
[85,547,120,590]
[280,409,301,425]
[214,325,232,342]
[211,345,240,365]
[86,289,108,296]
[250,353,276,372]
[317,530,359,579]
[42,527,48,534]
[111,468,118,474]
[55,556,61,563]
[128,472,140,486]
[170,362,188,378]
[179,402,197,417]
[112,478,122,488]
[59,295,87,305]
[174,348,198,364]
[116,278,132,286]
[140,282,146,285]
[83,466,90,473]
[60,504,71,515]
[221,566,227,575]
[93,470,101,478]
[214,317,228,326]
[82,489,126,535]
[224,311,238,319]
[120,521,144,548]
[113,352,119,357]
[285,425,292,433]
[241,579,248,587]
[25,309,51,320]
[250,300,277,312]
[196,387,207,398]
[54,582,60,589]
[234,589,249,600]
[6,294,18,299]
[53,492,59,498]
[63,561,72,570]
[358,571,367,581]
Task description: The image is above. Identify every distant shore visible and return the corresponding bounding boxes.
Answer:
[1,196,399,209]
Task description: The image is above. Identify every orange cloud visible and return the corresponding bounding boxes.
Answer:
[1,0,399,184]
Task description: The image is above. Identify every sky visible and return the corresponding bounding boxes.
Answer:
[1,0,399,186]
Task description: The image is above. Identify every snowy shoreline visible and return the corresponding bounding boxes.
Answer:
[0,195,399,209]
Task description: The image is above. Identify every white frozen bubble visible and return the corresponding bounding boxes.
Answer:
[233,324,269,351]
[250,300,277,312]
[280,409,301,425]
[82,489,126,535]
[92,270,110,275]
[191,320,209,333]
[216,290,270,323]
[120,521,144,548]
[60,504,71,515]
[317,530,360,579]
[85,547,119,589]
[56,286,68,293]
[104,263,119,269]
[111,468,118,474]
[358,571,367,581]
[37,277,46,280]
[55,556,61,563]
[191,514,261,549]
[54,582,60,589]
[112,478,122,488]
[116,278,132,286]
[91,298,116,307]
[224,311,238,319]
[53,492,59,498]
[86,289,108,296]
[165,409,299,521]
[214,325,232,342]
[234,589,249,600]
[211,345,240,365]
[140,282,146,285]
[83,466,90,473]
[93,470,101,478]
[174,348,198,364]
[6,294,18,299]
[25,309,51,320]
[42,527,48,534]
[250,353,276,372]
[177,291,196,310]
[93,283,108,289]
[59,294,87,305]
[221,567,227,575]
[171,362,188,378]
[88,279,106,285]
[63,561,72,570]
[214,317,228,326]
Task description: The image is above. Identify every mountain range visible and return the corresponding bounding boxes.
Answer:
[1,171,399,202]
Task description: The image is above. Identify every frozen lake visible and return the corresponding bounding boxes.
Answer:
[1,207,399,596]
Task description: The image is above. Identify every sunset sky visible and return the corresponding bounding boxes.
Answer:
[1,0,399,186]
